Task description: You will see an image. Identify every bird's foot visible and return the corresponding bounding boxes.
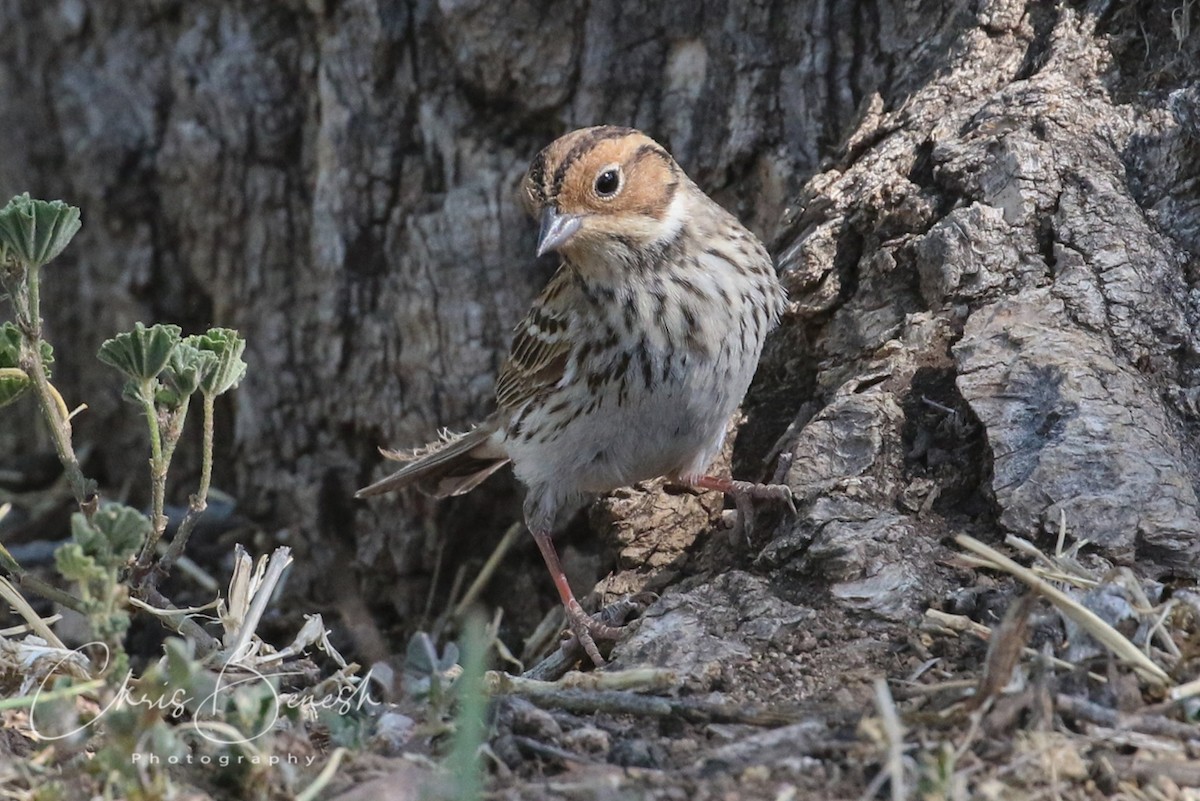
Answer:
[731,479,796,514]
[596,591,658,627]
[560,594,656,667]
[564,598,624,667]
[525,594,656,681]
[693,475,797,543]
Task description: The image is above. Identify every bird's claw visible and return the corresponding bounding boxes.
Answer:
[596,592,658,628]
[729,478,797,514]
[767,482,798,516]
[717,479,798,544]
[564,599,623,667]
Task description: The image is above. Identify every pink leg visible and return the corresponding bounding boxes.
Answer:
[530,528,622,667]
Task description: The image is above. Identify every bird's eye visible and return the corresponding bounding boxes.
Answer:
[594,168,621,197]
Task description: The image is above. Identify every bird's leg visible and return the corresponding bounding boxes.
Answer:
[529,527,622,667]
[691,475,797,539]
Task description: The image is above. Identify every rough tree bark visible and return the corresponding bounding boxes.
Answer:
[756,0,1200,612]
[1,0,1197,670]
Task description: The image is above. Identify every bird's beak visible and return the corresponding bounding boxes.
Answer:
[536,208,582,257]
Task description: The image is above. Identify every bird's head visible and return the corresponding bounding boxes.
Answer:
[523,126,684,261]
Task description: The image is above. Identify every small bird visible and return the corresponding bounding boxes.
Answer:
[358,126,790,666]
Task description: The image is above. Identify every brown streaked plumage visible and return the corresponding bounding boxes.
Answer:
[358,126,790,666]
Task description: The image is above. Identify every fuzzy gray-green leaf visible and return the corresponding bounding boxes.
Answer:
[69,504,151,566]
[0,322,52,408]
[98,322,181,383]
[191,328,247,396]
[0,322,54,370]
[0,194,82,268]
[158,342,218,409]
[55,542,102,584]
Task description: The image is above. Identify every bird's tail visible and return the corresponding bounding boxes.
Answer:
[355,422,510,499]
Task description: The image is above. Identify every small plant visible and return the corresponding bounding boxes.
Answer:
[54,505,149,677]
[445,616,490,801]
[0,194,363,799]
[0,194,253,647]
[0,194,94,510]
[97,321,246,579]
[404,632,463,713]
[395,621,495,801]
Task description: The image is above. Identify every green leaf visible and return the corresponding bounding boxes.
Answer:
[119,380,145,406]
[69,504,151,566]
[161,637,200,688]
[157,341,217,408]
[92,504,151,563]
[0,323,20,369]
[0,194,82,269]
[68,514,104,555]
[404,632,437,675]
[448,616,488,801]
[54,542,102,584]
[402,632,462,701]
[0,321,54,369]
[0,322,54,408]
[191,328,247,396]
[141,719,184,761]
[97,322,181,383]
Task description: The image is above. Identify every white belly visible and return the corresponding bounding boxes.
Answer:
[504,343,757,497]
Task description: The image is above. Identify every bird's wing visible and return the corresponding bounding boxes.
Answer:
[495,269,575,414]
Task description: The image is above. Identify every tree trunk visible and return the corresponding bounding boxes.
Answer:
[755,0,1200,623]
[1,0,1197,671]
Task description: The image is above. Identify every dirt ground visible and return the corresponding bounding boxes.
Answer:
[5,393,1196,801]
[310,472,1200,801]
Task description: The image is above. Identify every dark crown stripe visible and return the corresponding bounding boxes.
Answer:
[527,147,549,203]
[631,142,671,166]
[550,126,638,198]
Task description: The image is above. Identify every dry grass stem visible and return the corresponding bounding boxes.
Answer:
[219,545,294,664]
[295,747,347,801]
[872,677,907,801]
[0,576,65,648]
[453,522,524,621]
[954,535,1171,686]
[0,613,62,637]
[922,609,1106,683]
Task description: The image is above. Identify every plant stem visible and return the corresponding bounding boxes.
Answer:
[155,392,213,583]
[19,338,96,517]
[159,399,187,490]
[0,262,95,616]
[26,265,40,339]
[10,570,89,615]
[198,391,214,501]
[135,584,220,658]
[0,260,98,518]
[2,262,93,513]
[136,391,167,567]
